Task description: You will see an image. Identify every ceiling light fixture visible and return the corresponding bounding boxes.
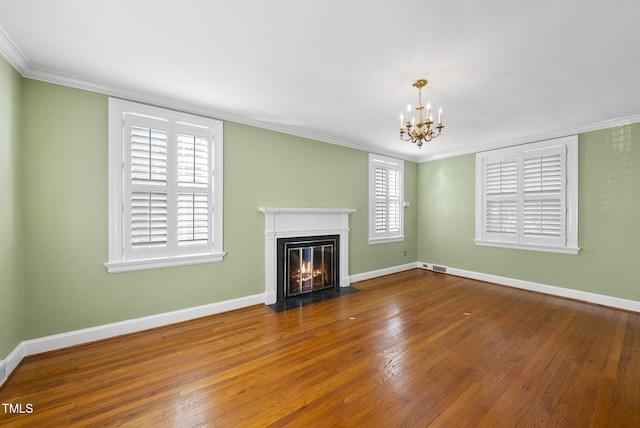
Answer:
[398,79,444,148]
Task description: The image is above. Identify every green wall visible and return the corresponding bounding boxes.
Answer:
[0,56,23,358]
[6,68,638,361]
[418,124,640,301]
[19,79,418,341]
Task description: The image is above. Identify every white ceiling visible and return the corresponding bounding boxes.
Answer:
[1,0,639,162]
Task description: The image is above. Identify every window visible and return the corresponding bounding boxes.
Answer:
[475,136,579,254]
[369,153,405,244]
[105,99,224,273]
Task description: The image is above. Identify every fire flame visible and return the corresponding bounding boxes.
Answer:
[301,261,311,274]
[293,261,324,284]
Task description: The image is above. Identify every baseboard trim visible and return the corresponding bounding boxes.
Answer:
[1,260,421,387]
[350,262,421,283]
[1,339,27,387]
[0,293,264,387]
[421,262,640,313]
[0,359,4,385]
[7,260,634,388]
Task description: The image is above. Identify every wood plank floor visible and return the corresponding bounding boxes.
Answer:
[1,269,639,427]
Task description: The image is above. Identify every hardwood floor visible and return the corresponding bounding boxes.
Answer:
[1,269,639,427]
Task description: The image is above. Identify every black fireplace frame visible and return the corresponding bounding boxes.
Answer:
[276,234,340,302]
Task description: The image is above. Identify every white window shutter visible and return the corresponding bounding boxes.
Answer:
[130,191,168,247]
[369,154,404,243]
[177,192,209,245]
[522,145,566,246]
[475,135,578,255]
[106,98,224,273]
[177,133,209,188]
[388,168,401,233]
[124,115,172,260]
[121,112,215,260]
[484,155,519,242]
[174,123,214,254]
[130,125,168,185]
[374,166,388,233]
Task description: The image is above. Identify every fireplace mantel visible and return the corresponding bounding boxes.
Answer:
[259,207,356,304]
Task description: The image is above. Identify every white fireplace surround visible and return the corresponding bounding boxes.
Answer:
[259,207,356,304]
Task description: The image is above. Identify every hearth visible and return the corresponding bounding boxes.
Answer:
[277,235,339,301]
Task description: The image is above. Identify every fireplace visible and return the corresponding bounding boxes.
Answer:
[277,235,339,300]
[258,207,356,305]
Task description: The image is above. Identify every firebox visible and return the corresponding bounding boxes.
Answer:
[277,235,340,301]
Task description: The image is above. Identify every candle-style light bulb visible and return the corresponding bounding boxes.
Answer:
[426,103,431,120]
[438,107,443,124]
[400,113,403,128]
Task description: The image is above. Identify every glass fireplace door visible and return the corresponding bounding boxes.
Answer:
[286,242,335,297]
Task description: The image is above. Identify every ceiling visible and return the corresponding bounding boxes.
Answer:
[1,0,639,162]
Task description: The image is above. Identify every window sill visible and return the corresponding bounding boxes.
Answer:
[368,236,405,245]
[474,240,580,255]
[105,252,226,273]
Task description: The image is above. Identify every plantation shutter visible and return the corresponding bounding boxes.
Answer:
[177,130,211,246]
[125,116,170,259]
[475,136,578,254]
[370,154,404,242]
[476,137,577,254]
[122,114,214,260]
[373,166,388,233]
[522,145,566,246]
[106,98,224,272]
[178,193,209,244]
[484,155,519,242]
[388,168,401,233]
[130,191,168,247]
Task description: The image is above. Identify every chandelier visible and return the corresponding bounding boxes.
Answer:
[398,79,444,148]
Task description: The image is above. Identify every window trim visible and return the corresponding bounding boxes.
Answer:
[105,98,224,273]
[368,153,405,245]
[475,136,579,255]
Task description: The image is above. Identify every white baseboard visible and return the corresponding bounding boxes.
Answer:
[0,358,6,386]
[421,262,640,313]
[2,260,420,387]
[0,293,264,387]
[7,260,632,388]
[1,339,26,387]
[350,262,421,283]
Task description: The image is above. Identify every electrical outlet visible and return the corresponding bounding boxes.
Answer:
[404,250,407,256]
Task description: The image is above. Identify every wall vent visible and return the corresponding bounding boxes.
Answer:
[433,265,447,273]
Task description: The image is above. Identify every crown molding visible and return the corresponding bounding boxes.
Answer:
[0,26,31,74]
[0,27,420,163]
[416,114,640,163]
[2,28,636,165]
[27,68,423,164]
